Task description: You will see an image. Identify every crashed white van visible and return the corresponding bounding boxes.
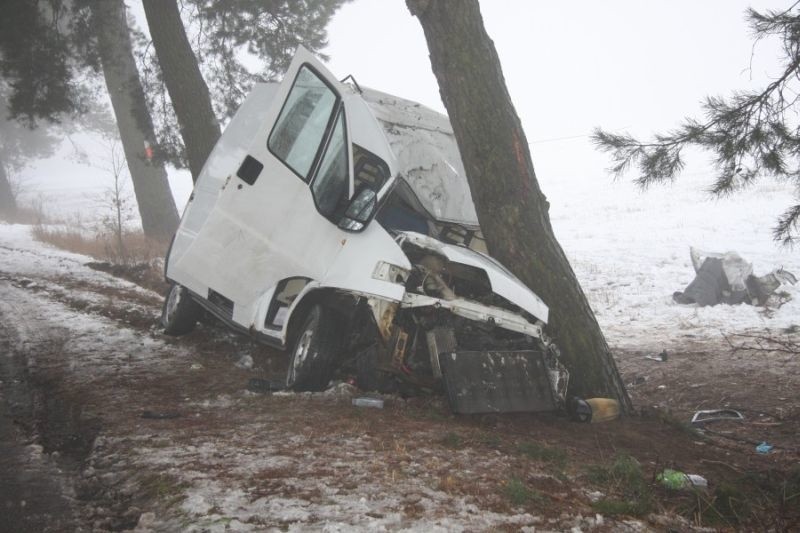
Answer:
[163,47,568,413]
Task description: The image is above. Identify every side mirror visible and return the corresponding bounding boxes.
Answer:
[338,188,377,232]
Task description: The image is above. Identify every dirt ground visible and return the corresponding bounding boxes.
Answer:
[1,255,798,531]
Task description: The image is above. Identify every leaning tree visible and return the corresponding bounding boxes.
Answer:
[407,0,630,405]
[0,0,179,239]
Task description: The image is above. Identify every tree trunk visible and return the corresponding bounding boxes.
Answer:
[407,0,631,408]
[91,0,179,241]
[142,0,221,182]
[0,160,16,214]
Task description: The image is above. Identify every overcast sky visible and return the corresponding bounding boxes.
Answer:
[20,0,792,220]
[324,0,787,186]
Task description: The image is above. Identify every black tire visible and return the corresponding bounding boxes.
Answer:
[161,283,201,335]
[286,304,343,391]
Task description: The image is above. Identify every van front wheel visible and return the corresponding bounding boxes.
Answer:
[286,304,341,391]
[161,283,201,335]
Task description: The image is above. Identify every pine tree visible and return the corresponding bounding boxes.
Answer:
[407,0,631,405]
[0,0,179,239]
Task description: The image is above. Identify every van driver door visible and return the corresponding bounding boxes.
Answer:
[173,47,354,326]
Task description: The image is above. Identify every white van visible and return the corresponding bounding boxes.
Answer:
[162,47,568,413]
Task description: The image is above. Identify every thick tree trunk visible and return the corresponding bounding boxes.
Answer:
[408,0,631,408]
[91,0,179,240]
[0,160,16,214]
[142,0,221,182]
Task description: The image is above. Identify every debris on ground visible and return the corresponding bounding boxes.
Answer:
[755,442,774,454]
[234,353,254,370]
[690,409,744,425]
[140,411,182,420]
[673,247,796,307]
[245,378,285,394]
[352,397,384,409]
[567,397,620,423]
[657,469,708,490]
[645,349,668,362]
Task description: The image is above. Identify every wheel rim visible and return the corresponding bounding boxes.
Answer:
[289,328,313,384]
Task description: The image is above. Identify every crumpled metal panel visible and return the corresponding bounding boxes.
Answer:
[438,350,557,414]
[360,88,479,226]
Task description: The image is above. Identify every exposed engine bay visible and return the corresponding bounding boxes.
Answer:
[344,231,569,414]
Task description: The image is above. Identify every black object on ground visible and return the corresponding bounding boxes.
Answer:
[141,410,182,420]
[438,350,556,414]
[247,377,285,394]
[673,257,731,306]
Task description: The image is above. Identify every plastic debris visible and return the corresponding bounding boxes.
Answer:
[645,350,669,362]
[568,397,620,423]
[686,474,708,488]
[657,469,707,490]
[352,397,384,409]
[235,354,254,370]
[756,442,774,454]
[691,409,744,425]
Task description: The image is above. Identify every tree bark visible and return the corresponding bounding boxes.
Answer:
[407,0,631,408]
[142,0,221,182]
[91,0,179,240]
[0,160,16,214]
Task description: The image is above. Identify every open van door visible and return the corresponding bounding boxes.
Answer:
[170,47,374,327]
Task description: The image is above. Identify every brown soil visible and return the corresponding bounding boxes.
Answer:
[1,261,798,531]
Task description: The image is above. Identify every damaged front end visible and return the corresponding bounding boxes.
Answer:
[354,231,569,414]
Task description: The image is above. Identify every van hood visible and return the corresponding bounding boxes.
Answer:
[361,88,479,227]
[397,231,549,324]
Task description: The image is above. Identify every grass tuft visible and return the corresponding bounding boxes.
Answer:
[517,441,567,469]
[504,478,543,506]
[586,454,653,517]
[439,432,464,449]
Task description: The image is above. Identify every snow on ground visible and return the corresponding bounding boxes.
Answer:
[2,187,797,530]
[539,170,800,351]
[5,164,800,356]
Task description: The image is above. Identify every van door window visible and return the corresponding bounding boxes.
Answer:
[311,109,349,221]
[268,65,337,180]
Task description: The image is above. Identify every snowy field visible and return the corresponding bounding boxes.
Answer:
[541,168,800,352]
[11,162,800,354]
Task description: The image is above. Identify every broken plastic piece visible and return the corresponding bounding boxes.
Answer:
[658,469,707,490]
[568,397,620,423]
[755,442,773,454]
[690,409,744,425]
[644,350,668,362]
[352,397,384,409]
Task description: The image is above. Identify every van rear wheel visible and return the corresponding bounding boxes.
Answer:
[286,304,341,391]
[161,283,201,335]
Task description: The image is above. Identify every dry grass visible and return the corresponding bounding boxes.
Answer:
[32,224,168,265]
[30,217,171,294]
[0,194,52,225]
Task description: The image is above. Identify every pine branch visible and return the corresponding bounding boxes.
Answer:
[593,5,800,244]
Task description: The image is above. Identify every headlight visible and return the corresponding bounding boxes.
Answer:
[372,261,410,285]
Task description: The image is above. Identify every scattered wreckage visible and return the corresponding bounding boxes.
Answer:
[161,47,568,414]
[673,247,796,307]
